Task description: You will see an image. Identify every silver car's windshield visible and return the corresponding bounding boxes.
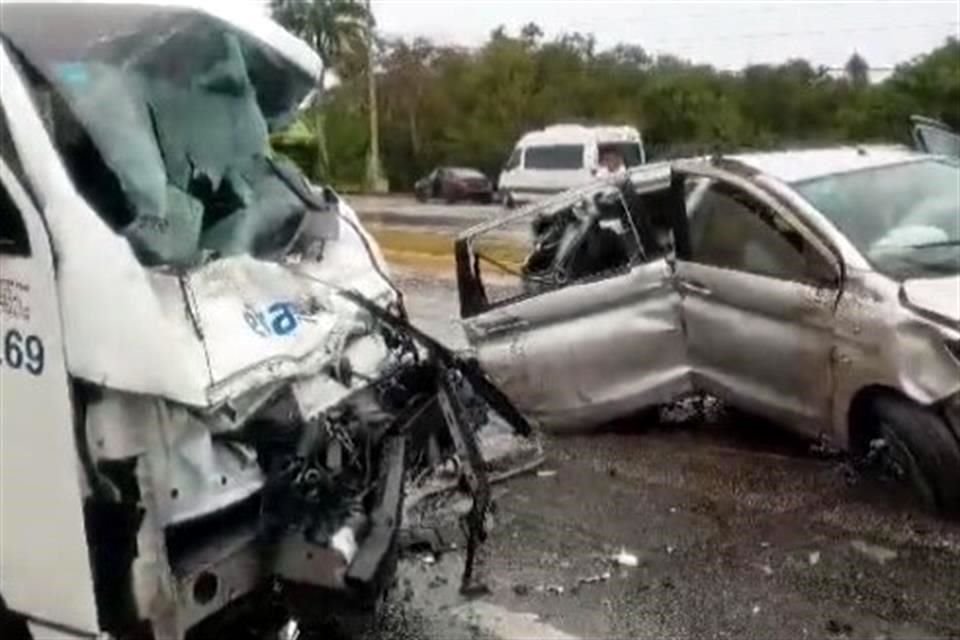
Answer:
[794,158,960,279]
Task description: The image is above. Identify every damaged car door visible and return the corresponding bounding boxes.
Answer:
[457,170,690,431]
[670,163,843,437]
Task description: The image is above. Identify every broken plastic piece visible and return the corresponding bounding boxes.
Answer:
[612,548,639,567]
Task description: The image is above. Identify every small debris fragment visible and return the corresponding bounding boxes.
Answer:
[546,584,565,595]
[752,605,761,615]
[760,541,771,549]
[421,553,437,565]
[578,571,612,585]
[513,583,530,597]
[826,618,854,635]
[461,581,492,598]
[669,507,677,514]
[613,548,639,567]
[808,551,821,566]
[850,540,898,565]
[536,469,558,478]
[758,564,774,576]
[666,545,676,555]
[278,619,300,640]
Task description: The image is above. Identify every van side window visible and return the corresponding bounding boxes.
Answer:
[0,178,31,257]
[504,148,522,171]
[524,145,584,170]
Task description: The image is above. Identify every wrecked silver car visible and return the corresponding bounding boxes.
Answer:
[456,146,960,512]
[0,2,528,639]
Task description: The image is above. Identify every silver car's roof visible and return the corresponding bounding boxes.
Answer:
[729,145,928,183]
[1,0,323,81]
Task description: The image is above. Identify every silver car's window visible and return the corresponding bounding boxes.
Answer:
[524,144,584,170]
[464,185,647,310]
[794,159,960,279]
[689,181,832,284]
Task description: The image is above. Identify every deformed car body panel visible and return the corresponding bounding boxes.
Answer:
[464,259,690,430]
[459,166,689,431]
[671,162,844,438]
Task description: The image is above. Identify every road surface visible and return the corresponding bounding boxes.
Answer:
[339,269,960,640]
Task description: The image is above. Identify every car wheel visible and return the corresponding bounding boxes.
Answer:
[503,192,517,209]
[864,395,960,514]
[415,190,428,203]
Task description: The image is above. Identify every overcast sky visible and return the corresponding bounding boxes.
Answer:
[366,0,959,70]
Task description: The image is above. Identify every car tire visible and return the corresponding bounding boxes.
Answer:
[415,190,428,203]
[503,192,517,209]
[865,395,960,514]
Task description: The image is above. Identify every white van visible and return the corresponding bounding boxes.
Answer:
[0,2,528,639]
[497,124,645,207]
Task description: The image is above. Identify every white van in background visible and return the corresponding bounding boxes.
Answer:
[497,124,645,207]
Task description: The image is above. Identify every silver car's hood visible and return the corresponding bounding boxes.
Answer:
[903,276,960,324]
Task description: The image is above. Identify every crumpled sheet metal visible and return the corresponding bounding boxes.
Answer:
[44,190,396,409]
[88,390,265,526]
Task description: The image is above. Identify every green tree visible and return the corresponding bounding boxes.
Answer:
[303,28,957,190]
[270,0,370,180]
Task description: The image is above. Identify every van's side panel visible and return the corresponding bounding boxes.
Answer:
[0,160,101,635]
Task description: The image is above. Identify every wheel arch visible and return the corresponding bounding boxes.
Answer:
[846,384,913,456]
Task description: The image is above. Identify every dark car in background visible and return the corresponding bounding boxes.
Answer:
[415,167,494,203]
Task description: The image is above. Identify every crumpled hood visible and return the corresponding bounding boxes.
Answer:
[47,184,398,409]
[903,275,960,324]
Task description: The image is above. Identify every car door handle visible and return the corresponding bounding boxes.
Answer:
[680,279,712,296]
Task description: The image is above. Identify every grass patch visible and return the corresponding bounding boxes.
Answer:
[367,226,529,276]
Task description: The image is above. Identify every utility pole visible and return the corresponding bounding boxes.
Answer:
[364,0,388,192]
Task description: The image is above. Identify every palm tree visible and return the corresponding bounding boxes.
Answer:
[270,0,370,180]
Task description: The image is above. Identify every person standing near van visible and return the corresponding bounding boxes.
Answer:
[596,149,626,178]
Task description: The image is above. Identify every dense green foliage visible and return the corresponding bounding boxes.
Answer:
[269,0,370,180]
[276,20,960,189]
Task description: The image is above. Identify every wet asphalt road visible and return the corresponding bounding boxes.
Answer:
[343,267,960,640]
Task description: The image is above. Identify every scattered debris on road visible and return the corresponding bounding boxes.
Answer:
[537,469,559,478]
[613,548,640,567]
[850,540,899,565]
[578,571,612,585]
[826,618,855,636]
